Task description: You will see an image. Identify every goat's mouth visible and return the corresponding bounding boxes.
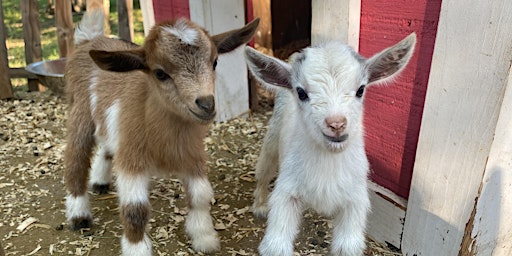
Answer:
[323,133,348,143]
[189,108,216,122]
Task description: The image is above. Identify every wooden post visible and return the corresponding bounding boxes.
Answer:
[118,0,133,41]
[401,0,512,255]
[21,0,43,92]
[190,0,249,122]
[55,0,74,57]
[139,0,155,36]
[465,65,512,255]
[0,0,13,99]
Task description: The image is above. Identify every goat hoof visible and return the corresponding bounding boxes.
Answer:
[69,216,92,230]
[251,204,269,219]
[92,183,110,194]
[191,233,220,253]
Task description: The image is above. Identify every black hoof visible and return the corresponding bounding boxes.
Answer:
[69,217,92,230]
[92,183,110,194]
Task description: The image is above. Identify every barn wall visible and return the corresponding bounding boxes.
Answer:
[152,0,190,22]
[359,0,442,199]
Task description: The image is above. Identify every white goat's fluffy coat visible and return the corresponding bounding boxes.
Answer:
[245,33,416,256]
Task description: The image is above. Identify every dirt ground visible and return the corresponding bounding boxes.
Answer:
[0,90,400,256]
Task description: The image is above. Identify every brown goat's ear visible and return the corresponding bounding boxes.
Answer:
[365,32,416,85]
[89,48,147,72]
[212,18,260,54]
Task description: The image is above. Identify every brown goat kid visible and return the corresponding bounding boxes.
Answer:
[64,10,259,256]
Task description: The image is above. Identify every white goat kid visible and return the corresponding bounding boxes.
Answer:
[244,33,416,256]
[64,10,258,256]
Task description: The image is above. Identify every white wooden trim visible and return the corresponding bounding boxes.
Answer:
[347,0,360,51]
[470,65,512,255]
[139,0,155,36]
[189,0,249,122]
[401,1,512,255]
[367,182,406,249]
[311,0,359,49]
[311,0,350,46]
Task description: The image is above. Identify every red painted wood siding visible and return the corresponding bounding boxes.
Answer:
[359,0,441,198]
[152,0,190,22]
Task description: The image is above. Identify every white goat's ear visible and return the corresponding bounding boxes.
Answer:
[244,46,293,90]
[212,18,260,54]
[89,48,147,72]
[365,32,416,85]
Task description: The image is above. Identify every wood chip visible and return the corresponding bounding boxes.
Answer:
[16,217,38,232]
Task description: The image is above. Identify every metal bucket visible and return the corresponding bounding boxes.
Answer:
[25,58,66,95]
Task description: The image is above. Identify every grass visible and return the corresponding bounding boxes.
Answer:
[3,0,144,89]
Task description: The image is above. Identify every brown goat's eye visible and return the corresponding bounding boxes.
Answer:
[213,59,218,70]
[356,85,365,98]
[154,69,170,81]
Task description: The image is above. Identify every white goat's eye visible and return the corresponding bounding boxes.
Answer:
[154,69,171,81]
[356,85,365,98]
[296,87,309,101]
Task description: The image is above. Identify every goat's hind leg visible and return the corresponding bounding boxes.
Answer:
[64,107,95,230]
[89,143,113,194]
[183,174,220,253]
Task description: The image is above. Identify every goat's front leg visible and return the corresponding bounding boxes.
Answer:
[116,172,152,256]
[331,191,370,256]
[252,125,280,218]
[182,174,220,253]
[259,186,303,256]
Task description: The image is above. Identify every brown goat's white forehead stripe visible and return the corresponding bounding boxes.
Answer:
[162,18,198,45]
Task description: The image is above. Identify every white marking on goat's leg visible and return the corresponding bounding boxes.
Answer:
[183,175,220,253]
[89,145,113,193]
[66,194,92,230]
[259,190,303,256]
[116,172,152,256]
[121,233,152,256]
[331,196,370,256]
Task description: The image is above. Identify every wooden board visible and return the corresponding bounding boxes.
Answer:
[190,0,250,122]
[359,0,442,199]
[401,0,512,255]
[21,0,43,92]
[153,0,190,22]
[55,0,74,57]
[468,66,512,255]
[366,182,407,249]
[311,0,349,46]
[0,0,13,99]
[139,0,155,36]
[117,0,133,41]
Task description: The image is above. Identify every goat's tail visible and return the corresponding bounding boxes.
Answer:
[74,9,105,45]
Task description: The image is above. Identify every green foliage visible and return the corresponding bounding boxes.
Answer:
[4,0,144,69]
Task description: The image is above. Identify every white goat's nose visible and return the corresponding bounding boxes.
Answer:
[325,116,347,132]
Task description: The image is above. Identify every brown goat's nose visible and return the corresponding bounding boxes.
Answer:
[325,116,347,132]
[195,95,215,114]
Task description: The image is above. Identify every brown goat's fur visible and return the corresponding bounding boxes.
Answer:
[64,10,258,255]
